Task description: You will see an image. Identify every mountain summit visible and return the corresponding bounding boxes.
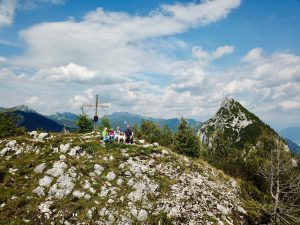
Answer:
[199,97,277,148]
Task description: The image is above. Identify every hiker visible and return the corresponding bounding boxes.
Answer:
[124,124,134,144]
[116,126,121,135]
[102,127,109,143]
[108,128,116,142]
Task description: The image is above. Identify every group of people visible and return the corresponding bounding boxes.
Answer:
[101,124,134,144]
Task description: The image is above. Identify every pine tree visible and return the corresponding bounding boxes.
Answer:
[76,114,93,133]
[0,111,26,138]
[174,117,201,157]
[160,124,173,147]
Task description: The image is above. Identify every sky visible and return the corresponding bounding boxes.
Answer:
[0,0,300,130]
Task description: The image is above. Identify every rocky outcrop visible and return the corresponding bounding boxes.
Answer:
[0,134,248,224]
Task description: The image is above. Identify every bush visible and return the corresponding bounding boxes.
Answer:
[173,117,201,157]
[75,114,93,133]
[0,111,26,138]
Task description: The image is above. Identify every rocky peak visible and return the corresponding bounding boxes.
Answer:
[199,98,263,147]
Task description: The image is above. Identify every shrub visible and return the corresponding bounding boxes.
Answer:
[75,114,93,133]
[0,111,26,138]
[173,117,201,157]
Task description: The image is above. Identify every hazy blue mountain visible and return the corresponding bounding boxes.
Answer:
[285,138,300,155]
[106,112,202,132]
[280,127,300,145]
[48,112,78,128]
[16,110,63,132]
[1,106,63,132]
[0,105,37,113]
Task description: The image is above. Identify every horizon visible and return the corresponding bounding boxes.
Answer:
[1,0,300,130]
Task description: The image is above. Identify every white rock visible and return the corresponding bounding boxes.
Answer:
[60,143,70,153]
[83,180,91,190]
[99,189,109,197]
[8,168,18,174]
[84,194,91,200]
[162,149,169,155]
[36,133,49,142]
[217,204,231,215]
[99,207,107,216]
[127,178,135,187]
[138,140,145,144]
[107,171,116,181]
[46,161,67,177]
[0,147,10,156]
[94,164,104,171]
[107,199,114,204]
[237,206,247,214]
[57,174,74,195]
[38,201,53,219]
[33,186,45,196]
[109,155,114,161]
[29,131,38,138]
[124,171,132,177]
[6,140,17,148]
[89,187,96,194]
[153,142,159,147]
[15,149,22,156]
[59,155,66,161]
[137,209,148,221]
[68,146,80,156]
[117,178,123,186]
[108,214,115,222]
[39,176,53,187]
[73,190,85,198]
[292,158,298,167]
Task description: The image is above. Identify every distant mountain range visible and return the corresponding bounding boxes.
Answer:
[0,106,63,132]
[1,103,299,154]
[0,106,201,133]
[280,127,300,146]
[198,97,300,154]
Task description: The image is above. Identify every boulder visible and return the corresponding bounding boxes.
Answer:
[39,176,53,187]
[137,209,148,221]
[33,163,46,173]
[107,171,116,181]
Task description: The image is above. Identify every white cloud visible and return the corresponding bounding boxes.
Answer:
[278,101,300,111]
[34,62,96,82]
[0,0,17,29]
[70,89,94,108]
[242,47,264,63]
[12,0,240,77]
[192,45,234,61]
[212,45,234,59]
[25,96,42,105]
[161,0,241,26]
[0,56,6,63]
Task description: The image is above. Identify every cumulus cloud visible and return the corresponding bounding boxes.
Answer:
[34,62,96,82]
[192,45,234,62]
[25,96,43,105]
[70,89,94,108]
[12,0,240,76]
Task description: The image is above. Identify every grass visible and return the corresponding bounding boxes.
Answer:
[0,133,251,224]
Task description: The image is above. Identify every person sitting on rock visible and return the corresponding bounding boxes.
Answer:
[124,124,134,144]
[108,128,116,142]
[102,127,109,143]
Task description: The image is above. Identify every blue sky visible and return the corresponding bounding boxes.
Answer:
[0,0,300,130]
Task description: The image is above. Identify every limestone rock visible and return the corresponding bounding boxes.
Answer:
[107,171,116,181]
[39,176,53,187]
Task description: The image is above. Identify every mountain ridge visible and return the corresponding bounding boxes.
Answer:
[198,97,287,150]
